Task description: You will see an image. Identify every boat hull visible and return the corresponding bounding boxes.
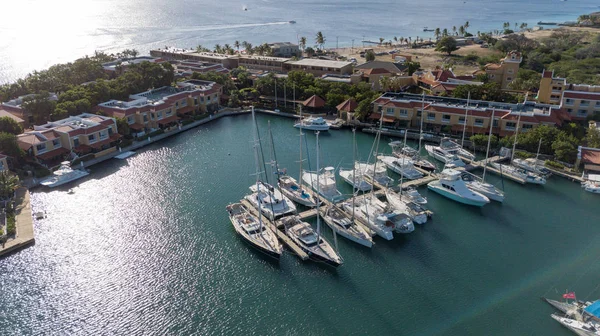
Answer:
[427,183,488,207]
[41,171,89,188]
[322,216,373,248]
[466,182,505,202]
[293,124,330,131]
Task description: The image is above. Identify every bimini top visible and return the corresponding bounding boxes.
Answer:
[585,300,600,318]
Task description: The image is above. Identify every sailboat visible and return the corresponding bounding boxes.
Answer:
[389,140,436,172]
[321,205,374,247]
[245,109,297,220]
[277,106,320,207]
[582,174,600,194]
[425,144,466,167]
[461,108,505,202]
[551,314,600,335]
[354,160,394,186]
[386,189,428,224]
[339,128,373,191]
[302,167,343,201]
[512,138,551,176]
[439,137,476,161]
[427,169,490,206]
[284,131,343,267]
[226,203,283,259]
[378,155,423,179]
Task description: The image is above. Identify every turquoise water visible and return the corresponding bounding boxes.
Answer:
[1,113,599,335]
[1,0,599,83]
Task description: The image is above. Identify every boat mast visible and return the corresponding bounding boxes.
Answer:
[316,131,322,240]
[510,94,527,163]
[399,129,408,195]
[461,91,470,148]
[370,112,384,198]
[483,108,495,182]
[251,108,264,233]
[352,128,356,221]
[298,105,304,185]
[418,92,425,154]
[535,137,542,170]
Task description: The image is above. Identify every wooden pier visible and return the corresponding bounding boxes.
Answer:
[240,199,308,260]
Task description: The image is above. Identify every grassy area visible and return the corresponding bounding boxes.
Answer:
[6,212,16,236]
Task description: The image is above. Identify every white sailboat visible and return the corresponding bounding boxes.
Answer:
[339,128,373,191]
[512,139,551,176]
[427,169,490,206]
[386,189,427,224]
[284,131,343,267]
[321,205,374,247]
[425,144,466,167]
[302,167,343,202]
[277,106,319,207]
[490,162,546,184]
[551,314,600,335]
[402,187,428,205]
[440,137,476,161]
[226,203,283,259]
[354,161,394,186]
[461,108,505,202]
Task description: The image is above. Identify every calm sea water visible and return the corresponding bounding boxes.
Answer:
[1,113,599,335]
[1,0,599,84]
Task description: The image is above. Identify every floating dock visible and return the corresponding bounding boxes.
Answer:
[240,199,308,260]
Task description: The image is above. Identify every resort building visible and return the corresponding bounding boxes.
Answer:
[17,113,119,166]
[0,109,25,129]
[537,70,600,120]
[97,80,221,136]
[370,92,570,136]
[477,50,522,90]
[415,68,480,95]
[353,61,411,91]
[285,59,353,76]
[267,42,300,57]
[238,55,289,72]
[577,146,600,173]
[171,60,228,77]
[102,56,164,77]
[1,93,58,127]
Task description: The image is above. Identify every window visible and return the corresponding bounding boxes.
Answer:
[108,127,113,135]
[88,134,96,142]
[127,116,134,124]
[416,110,422,117]
[73,138,79,147]
[442,115,451,123]
[507,69,513,74]
[565,98,573,105]
[175,102,179,107]
[427,113,435,121]
[505,122,516,130]
[99,131,108,140]
[522,124,533,130]
[567,108,573,113]
[143,114,149,122]
[166,109,172,116]
[194,98,198,105]
[458,116,466,125]
[596,101,600,107]
[399,109,408,117]
[493,119,499,127]
[474,118,484,126]
[577,109,588,117]
[180,99,187,107]
[200,97,204,102]
[52,139,61,148]
[207,96,211,101]
[506,77,512,81]
[36,143,46,152]
[157,112,162,119]
[580,100,589,107]
[489,74,495,79]
[386,107,395,115]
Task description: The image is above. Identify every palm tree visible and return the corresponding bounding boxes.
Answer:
[234,40,240,53]
[242,41,249,51]
[458,26,465,36]
[246,43,253,54]
[299,36,307,53]
[315,31,325,50]
[434,28,441,40]
[379,37,384,45]
[214,44,222,53]
[442,28,449,37]
[393,36,398,45]
[452,26,457,35]
[464,21,470,30]
[0,172,19,200]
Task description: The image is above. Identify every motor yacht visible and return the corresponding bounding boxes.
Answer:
[439,137,475,161]
[293,117,330,131]
[302,167,343,202]
[401,186,427,205]
[226,203,283,259]
[490,162,546,184]
[427,169,490,206]
[425,145,465,167]
[40,161,89,188]
[378,155,423,180]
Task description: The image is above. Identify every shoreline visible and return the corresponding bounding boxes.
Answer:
[0,188,35,258]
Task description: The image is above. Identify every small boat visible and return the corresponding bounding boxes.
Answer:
[423,28,435,32]
[544,297,593,316]
[402,186,427,205]
[245,181,297,221]
[355,161,394,186]
[427,169,490,207]
[490,162,546,184]
[339,168,372,191]
[378,155,423,180]
[537,21,558,25]
[551,314,600,335]
[226,203,283,259]
[582,178,600,194]
[40,161,89,188]
[439,137,476,161]
[293,117,330,131]
[288,20,296,24]
[302,167,343,202]
[67,189,75,194]
[460,171,505,202]
[389,141,436,172]
[281,215,343,267]
[34,211,46,220]
[321,205,373,248]
[386,189,427,224]
[425,145,465,167]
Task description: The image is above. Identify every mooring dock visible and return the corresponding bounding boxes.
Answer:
[240,199,309,260]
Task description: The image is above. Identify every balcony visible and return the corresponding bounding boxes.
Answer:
[442,118,451,124]
[505,126,515,131]
[474,122,484,127]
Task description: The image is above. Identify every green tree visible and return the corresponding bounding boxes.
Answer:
[234,40,240,53]
[115,117,130,136]
[0,171,19,200]
[585,127,600,148]
[552,131,579,163]
[365,50,376,62]
[406,61,421,75]
[435,36,458,56]
[0,117,23,135]
[355,99,372,121]
[379,37,384,45]
[22,91,57,124]
[0,132,24,159]
[315,31,326,50]
[470,134,498,148]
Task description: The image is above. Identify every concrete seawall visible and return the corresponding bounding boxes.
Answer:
[0,188,35,258]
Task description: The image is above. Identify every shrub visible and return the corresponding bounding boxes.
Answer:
[6,214,16,235]
[514,151,534,159]
[545,160,565,170]
[34,167,51,178]
[464,54,479,62]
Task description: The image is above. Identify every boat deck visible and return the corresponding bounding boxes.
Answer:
[240,199,309,260]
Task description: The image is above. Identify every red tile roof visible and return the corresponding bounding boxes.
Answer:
[302,95,326,108]
[36,147,70,161]
[360,68,391,76]
[176,106,194,115]
[129,123,145,131]
[336,99,358,112]
[563,91,600,100]
[542,70,553,79]
[500,113,539,123]
[368,113,396,123]
[157,115,181,125]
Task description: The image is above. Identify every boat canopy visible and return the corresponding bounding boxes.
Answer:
[585,301,600,318]
[589,174,600,182]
